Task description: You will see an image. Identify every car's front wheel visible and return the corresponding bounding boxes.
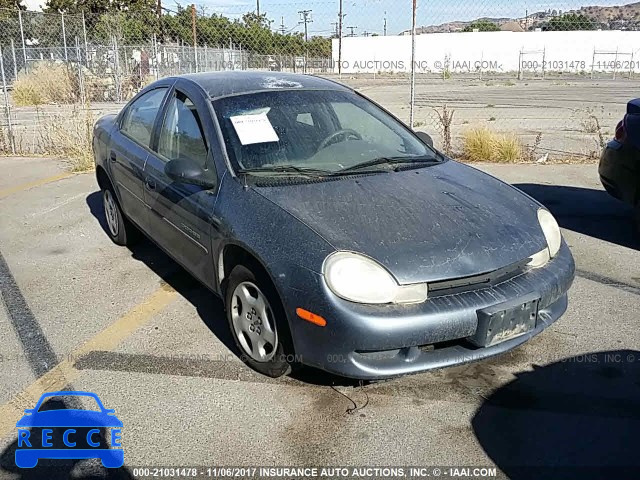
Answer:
[225,265,293,378]
[102,187,138,246]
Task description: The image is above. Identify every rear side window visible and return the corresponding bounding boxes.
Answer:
[120,88,168,147]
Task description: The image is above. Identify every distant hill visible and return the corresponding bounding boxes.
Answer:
[400,2,640,34]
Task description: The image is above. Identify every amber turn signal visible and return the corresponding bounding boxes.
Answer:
[296,308,327,327]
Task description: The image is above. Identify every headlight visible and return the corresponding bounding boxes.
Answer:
[537,208,562,257]
[323,251,428,304]
[528,209,561,267]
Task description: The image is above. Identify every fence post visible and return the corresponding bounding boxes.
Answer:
[153,33,159,80]
[517,49,523,80]
[82,11,89,66]
[61,13,69,62]
[10,39,17,80]
[409,0,417,129]
[75,37,85,106]
[0,45,16,155]
[112,35,121,102]
[18,9,27,73]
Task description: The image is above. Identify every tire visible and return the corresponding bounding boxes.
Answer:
[225,264,293,378]
[102,186,138,246]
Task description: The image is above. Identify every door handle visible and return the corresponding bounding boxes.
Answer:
[144,178,156,191]
[109,151,117,162]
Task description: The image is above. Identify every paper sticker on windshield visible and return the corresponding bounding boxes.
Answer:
[230,113,279,145]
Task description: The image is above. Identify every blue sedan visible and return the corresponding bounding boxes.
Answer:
[92,72,575,379]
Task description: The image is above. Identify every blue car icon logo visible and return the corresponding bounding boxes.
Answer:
[15,391,123,468]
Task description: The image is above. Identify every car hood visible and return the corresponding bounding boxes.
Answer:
[253,160,547,284]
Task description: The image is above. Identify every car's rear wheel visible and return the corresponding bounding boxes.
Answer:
[225,265,292,378]
[102,187,138,246]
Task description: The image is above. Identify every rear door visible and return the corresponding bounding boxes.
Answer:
[109,86,170,232]
[143,81,219,286]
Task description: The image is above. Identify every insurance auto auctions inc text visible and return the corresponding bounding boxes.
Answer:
[195,466,499,479]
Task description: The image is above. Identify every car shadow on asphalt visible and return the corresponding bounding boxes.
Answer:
[85,192,360,388]
[472,349,640,480]
[86,191,237,355]
[0,398,134,480]
[514,183,639,250]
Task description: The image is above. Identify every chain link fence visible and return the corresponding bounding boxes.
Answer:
[0,1,637,161]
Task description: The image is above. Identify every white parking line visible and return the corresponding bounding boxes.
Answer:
[31,192,87,217]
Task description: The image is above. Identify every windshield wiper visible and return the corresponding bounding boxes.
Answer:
[237,165,333,177]
[237,164,386,178]
[339,155,441,173]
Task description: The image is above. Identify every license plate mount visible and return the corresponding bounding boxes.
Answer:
[470,294,540,347]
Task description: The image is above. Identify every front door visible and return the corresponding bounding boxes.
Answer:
[143,86,218,286]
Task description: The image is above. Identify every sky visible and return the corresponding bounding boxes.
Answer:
[21,0,638,35]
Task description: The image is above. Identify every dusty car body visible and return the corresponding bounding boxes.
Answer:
[93,71,575,379]
[599,98,640,233]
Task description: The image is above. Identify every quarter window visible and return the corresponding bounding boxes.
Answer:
[157,91,208,167]
[120,87,167,147]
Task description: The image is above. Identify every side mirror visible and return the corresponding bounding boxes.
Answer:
[164,158,216,189]
[415,131,434,147]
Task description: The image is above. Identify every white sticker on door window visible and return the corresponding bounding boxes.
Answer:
[229,113,280,145]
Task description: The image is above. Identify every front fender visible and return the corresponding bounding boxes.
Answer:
[212,177,335,347]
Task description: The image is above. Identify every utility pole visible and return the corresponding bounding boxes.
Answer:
[157,0,163,41]
[256,0,260,17]
[338,0,343,76]
[384,12,387,35]
[363,31,370,37]
[280,16,286,34]
[346,26,357,37]
[298,10,312,42]
[298,10,312,74]
[331,22,339,37]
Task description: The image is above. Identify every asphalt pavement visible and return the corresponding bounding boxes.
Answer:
[0,157,638,480]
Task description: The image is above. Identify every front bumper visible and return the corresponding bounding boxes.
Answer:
[284,242,575,380]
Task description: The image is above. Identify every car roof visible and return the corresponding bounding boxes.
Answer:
[176,71,353,99]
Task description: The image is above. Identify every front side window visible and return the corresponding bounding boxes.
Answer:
[213,89,436,174]
[120,87,167,147]
[157,91,208,167]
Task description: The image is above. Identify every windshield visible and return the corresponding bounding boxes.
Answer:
[213,89,437,175]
